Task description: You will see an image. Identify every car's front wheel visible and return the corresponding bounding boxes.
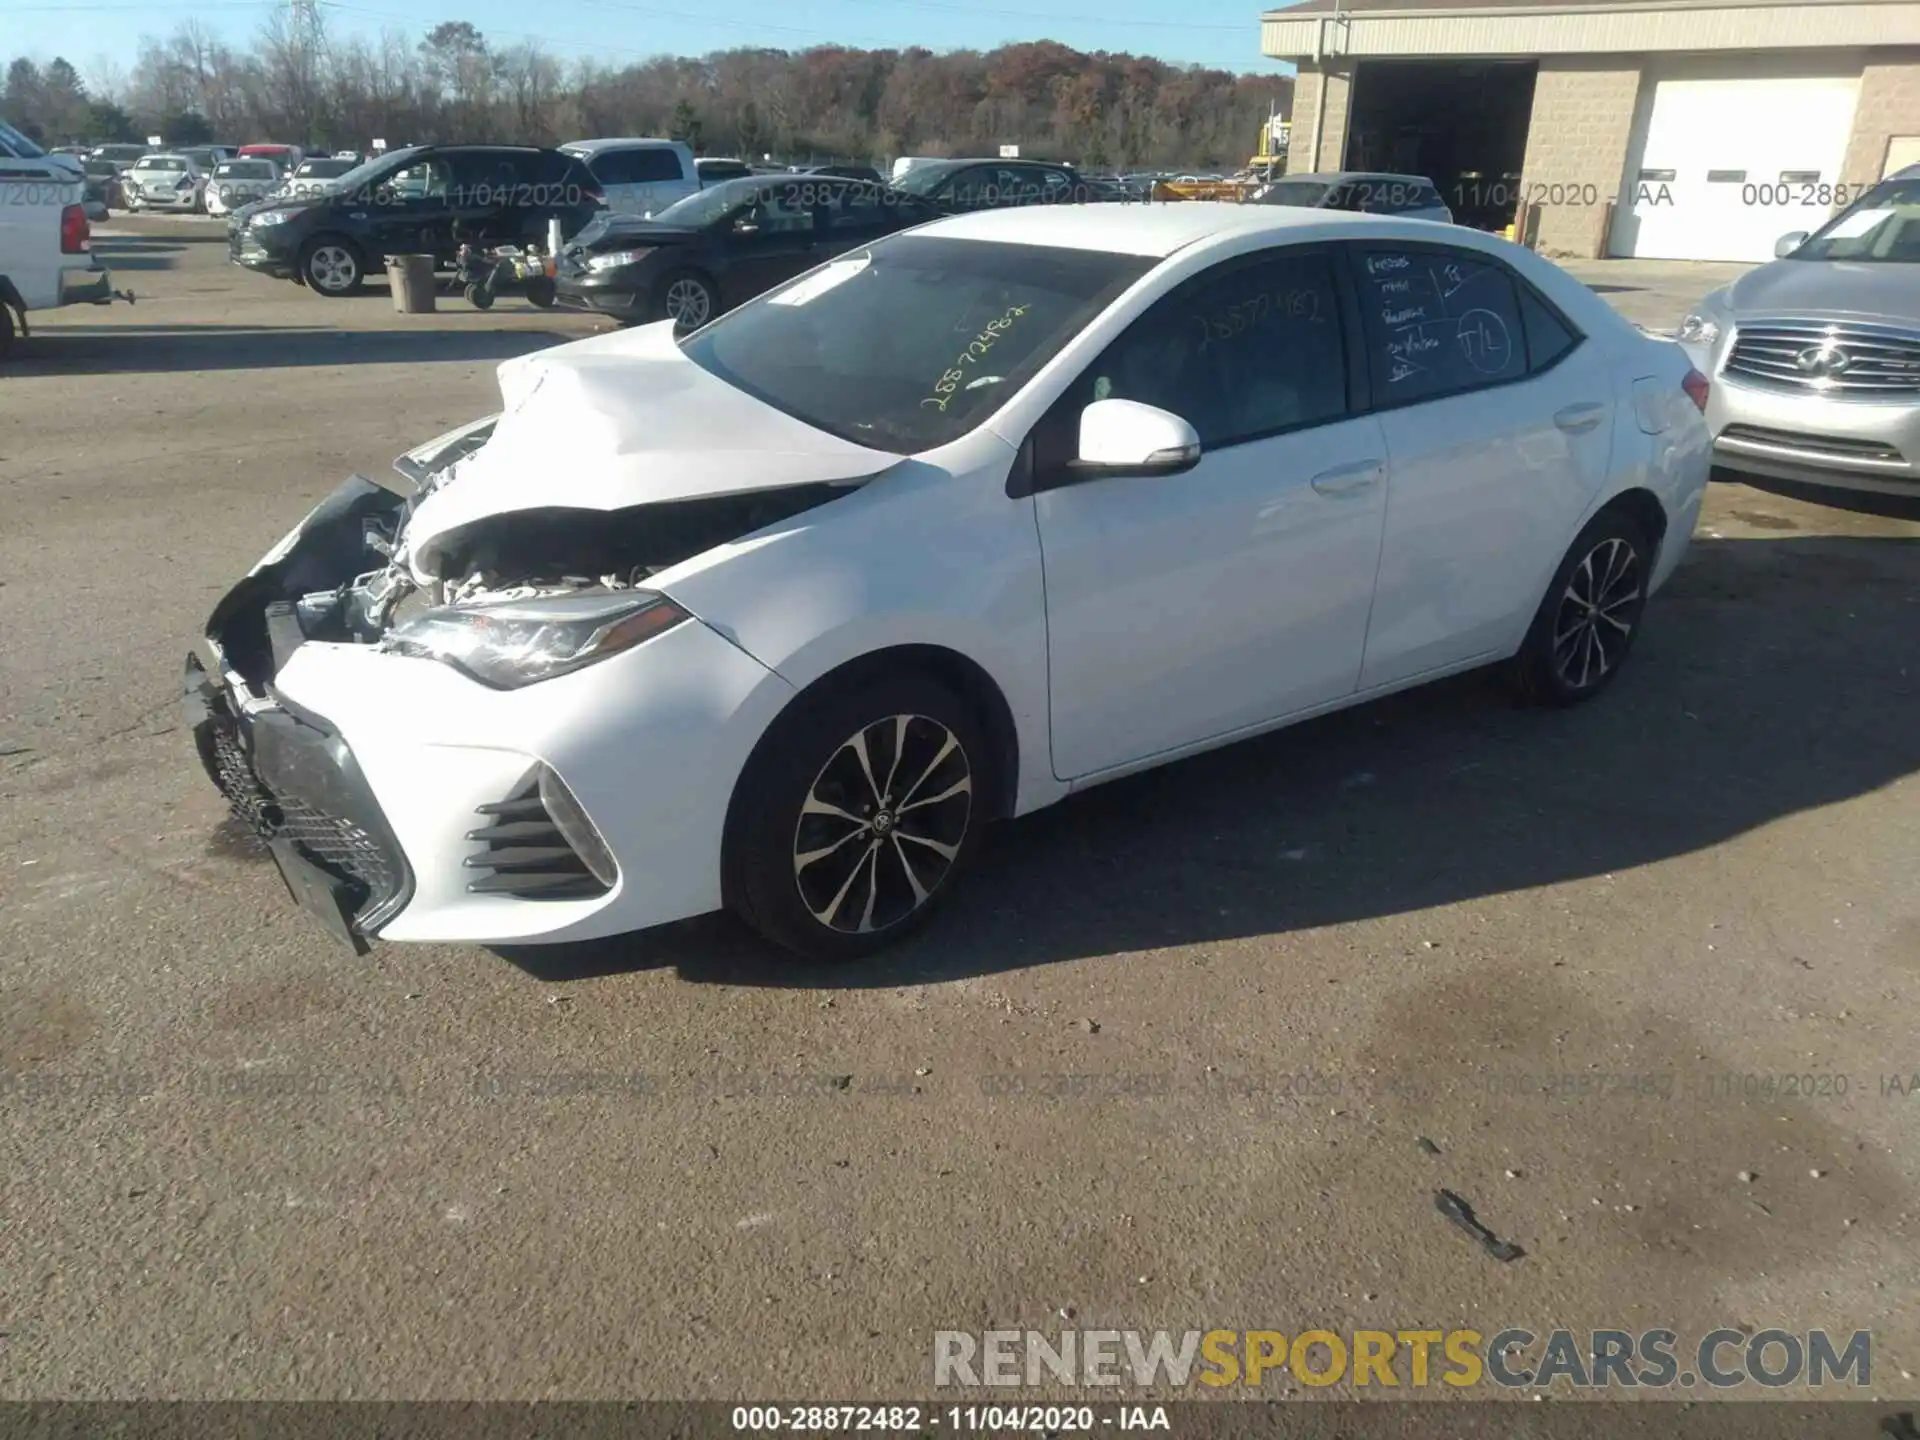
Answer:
[725,672,990,960]
[299,236,365,297]
[656,269,716,331]
[1510,507,1652,706]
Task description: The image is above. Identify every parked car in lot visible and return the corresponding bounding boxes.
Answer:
[124,153,208,212]
[695,157,755,185]
[1251,170,1454,223]
[239,144,305,170]
[81,158,125,213]
[888,157,1107,210]
[229,143,603,296]
[554,174,942,329]
[88,142,151,166]
[187,204,1710,960]
[205,158,282,217]
[560,138,697,216]
[180,145,237,170]
[1677,166,1920,501]
[274,155,357,202]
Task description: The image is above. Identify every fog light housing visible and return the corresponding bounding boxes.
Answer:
[537,764,617,888]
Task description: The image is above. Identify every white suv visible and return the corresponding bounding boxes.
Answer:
[559,138,696,217]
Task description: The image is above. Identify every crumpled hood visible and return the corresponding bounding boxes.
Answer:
[1726,259,1920,325]
[402,320,895,579]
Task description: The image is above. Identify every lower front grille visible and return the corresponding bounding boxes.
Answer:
[465,770,612,900]
[1718,424,1907,465]
[201,702,403,924]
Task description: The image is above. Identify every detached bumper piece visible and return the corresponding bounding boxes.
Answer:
[187,652,413,954]
[466,766,615,900]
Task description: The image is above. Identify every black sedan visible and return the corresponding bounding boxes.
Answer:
[554,174,942,329]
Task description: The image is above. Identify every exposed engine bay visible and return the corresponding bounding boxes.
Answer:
[205,415,864,691]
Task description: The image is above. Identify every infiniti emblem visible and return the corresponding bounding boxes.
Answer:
[1795,343,1853,377]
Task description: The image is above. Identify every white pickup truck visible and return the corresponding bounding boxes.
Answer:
[1,119,122,361]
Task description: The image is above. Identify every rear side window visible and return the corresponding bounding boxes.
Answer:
[590,148,683,185]
[1355,248,1528,404]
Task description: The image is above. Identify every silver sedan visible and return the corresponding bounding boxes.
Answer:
[1678,167,1920,500]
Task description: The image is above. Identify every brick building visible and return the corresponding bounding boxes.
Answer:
[1263,0,1920,261]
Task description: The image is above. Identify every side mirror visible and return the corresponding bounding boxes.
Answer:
[1775,230,1809,258]
[1074,399,1202,476]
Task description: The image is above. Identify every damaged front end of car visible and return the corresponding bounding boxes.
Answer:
[185,378,884,952]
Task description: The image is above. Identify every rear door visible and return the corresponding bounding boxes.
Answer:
[1349,242,1616,689]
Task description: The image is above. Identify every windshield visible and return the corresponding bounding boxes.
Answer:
[296,158,354,179]
[679,233,1152,454]
[304,148,414,193]
[1788,178,1920,262]
[651,181,754,227]
[136,157,189,172]
[0,119,46,158]
[217,161,274,179]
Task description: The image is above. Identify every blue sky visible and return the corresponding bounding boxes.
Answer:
[3,0,1294,82]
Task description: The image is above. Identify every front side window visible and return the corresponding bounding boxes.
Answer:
[1355,247,1528,405]
[742,184,815,234]
[680,233,1153,454]
[1061,249,1348,452]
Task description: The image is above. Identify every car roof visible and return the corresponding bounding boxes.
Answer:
[1280,170,1437,186]
[561,137,684,154]
[135,152,194,163]
[911,201,1467,257]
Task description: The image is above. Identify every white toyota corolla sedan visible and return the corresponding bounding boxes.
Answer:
[187,203,1712,961]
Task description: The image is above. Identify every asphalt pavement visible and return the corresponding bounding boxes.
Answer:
[1,217,1916,1402]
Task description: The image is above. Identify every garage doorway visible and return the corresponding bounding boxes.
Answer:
[1344,60,1538,230]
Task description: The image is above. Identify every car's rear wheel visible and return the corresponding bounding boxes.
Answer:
[524,276,556,308]
[656,269,715,331]
[725,672,989,961]
[1510,507,1652,706]
[299,236,365,297]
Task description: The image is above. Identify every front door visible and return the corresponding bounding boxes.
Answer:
[718,182,823,307]
[1030,245,1390,780]
[1347,242,1617,689]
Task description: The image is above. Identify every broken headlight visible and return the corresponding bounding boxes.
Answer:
[382,591,691,689]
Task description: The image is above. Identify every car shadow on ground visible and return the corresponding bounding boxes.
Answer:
[8,324,581,375]
[1714,466,1920,523]
[85,237,190,272]
[497,531,1920,988]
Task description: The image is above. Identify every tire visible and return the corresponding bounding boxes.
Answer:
[464,282,493,310]
[524,276,556,308]
[724,671,991,961]
[1509,507,1653,707]
[299,236,365,297]
[655,269,716,332]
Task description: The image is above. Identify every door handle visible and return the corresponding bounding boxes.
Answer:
[1554,402,1606,433]
[1310,459,1384,497]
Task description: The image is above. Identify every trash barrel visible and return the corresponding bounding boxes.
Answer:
[385,253,437,314]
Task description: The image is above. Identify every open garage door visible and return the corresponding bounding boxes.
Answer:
[1345,60,1538,231]
[1612,67,1861,262]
